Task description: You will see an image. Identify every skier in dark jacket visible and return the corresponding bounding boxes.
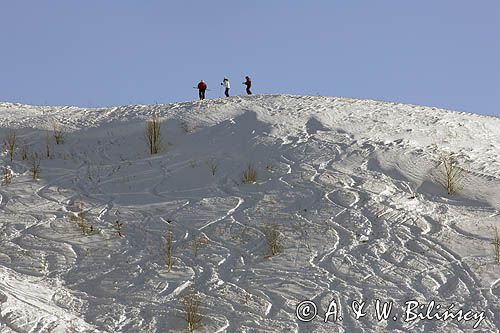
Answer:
[243,76,252,95]
[197,80,207,100]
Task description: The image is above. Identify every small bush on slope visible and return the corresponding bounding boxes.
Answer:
[206,157,218,176]
[241,163,257,184]
[20,143,29,160]
[115,220,124,237]
[4,129,16,162]
[145,116,162,154]
[70,202,97,235]
[435,151,464,195]
[264,223,284,257]
[2,166,12,185]
[191,234,209,257]
[180,120,189,134]
[30,152,41,180]
[52,122,65,144]
[494,226,500,264]
[165,228,174,272]
[45,133,52,159]
[182,291,202,333]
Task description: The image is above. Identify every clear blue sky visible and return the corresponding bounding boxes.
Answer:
[1,1,498,116]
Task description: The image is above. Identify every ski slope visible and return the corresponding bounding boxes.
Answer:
[0,95,499,332]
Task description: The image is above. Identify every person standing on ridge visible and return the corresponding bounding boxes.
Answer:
[197,80,207,100]
[243,76,252,95]
[221,77,230,97]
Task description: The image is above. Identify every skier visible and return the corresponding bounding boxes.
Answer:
[243,76,252,95]
[197,80,207,100]
[221,77,230,97]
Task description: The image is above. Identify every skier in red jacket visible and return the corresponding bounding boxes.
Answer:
[243,76,252,95]
[197,80,207,100]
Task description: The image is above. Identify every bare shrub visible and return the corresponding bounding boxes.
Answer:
[45,133,52,159]
[206,157,218,176]
[115,220,124,237]
[244,289,251,305]
[191,234,209,257]
[494,226,500,264]
[2,167,12,185]
[70,202,95,235]
[180,121,189,134]
[435,152,464,195]
[20,143,29,160]
[5,129,16,162]
[53,122,65,144]
[86,165,102,184]
[165,228,174,271]
[30,152,41,179]
[145,116,161,154]
[182,292,202,333]
[264,223,284,257]
[241,163,257,184]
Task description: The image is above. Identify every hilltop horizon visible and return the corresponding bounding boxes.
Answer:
[1,93,498,120]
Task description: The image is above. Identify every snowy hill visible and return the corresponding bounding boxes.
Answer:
[0,95,499,332]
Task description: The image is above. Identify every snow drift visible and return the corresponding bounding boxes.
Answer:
[0,95,499,332]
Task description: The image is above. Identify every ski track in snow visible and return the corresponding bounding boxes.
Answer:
[0,95,499,332]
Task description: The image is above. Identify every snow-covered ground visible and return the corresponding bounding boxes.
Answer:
[0,95,499,332]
